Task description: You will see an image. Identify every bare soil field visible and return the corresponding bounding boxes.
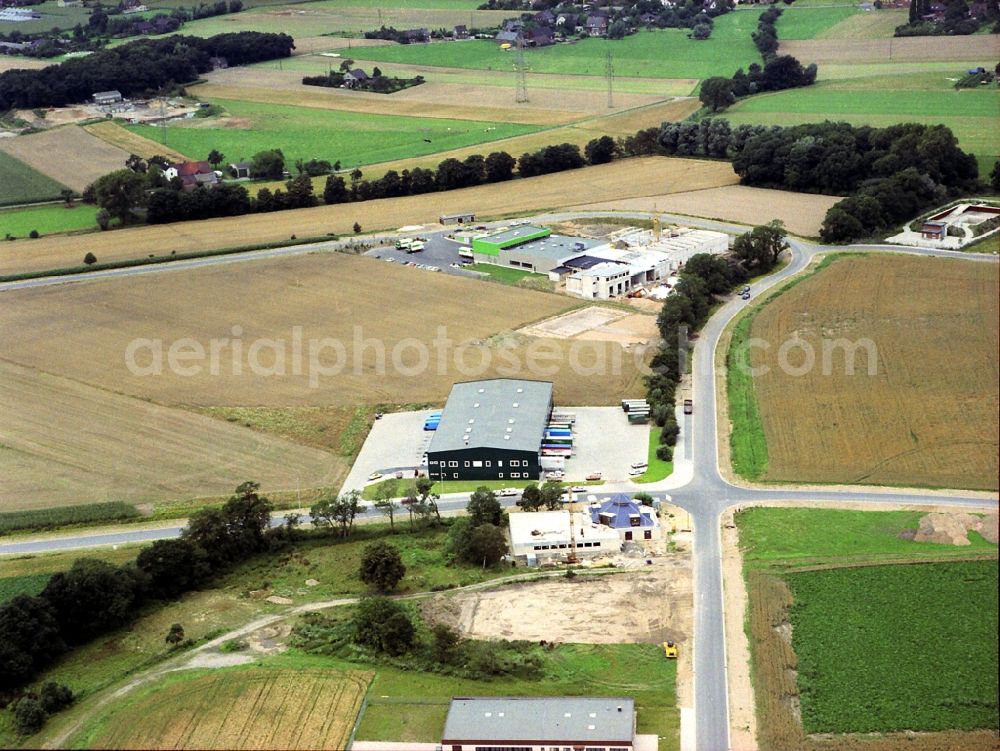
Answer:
[578,185,842,237]
[747,255,999,490]
[815,9,907,39]
[0,252,649,408]
[519,307,659,346]
[0,125,131,191]
[0,157,738,276]
[779,34,1000,64]
[83,121,189,161]
[88,668,370,750]
[0,360,344,510]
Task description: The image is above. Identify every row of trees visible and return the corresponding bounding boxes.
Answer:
[0,31,294,109]
[0,482,275,695]
[699,55,817,112]
[646,228,786,432]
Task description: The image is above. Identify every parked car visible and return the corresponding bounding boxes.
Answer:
[628,467,645,476]
[684,399,693,415]
[497,487,520,497]
[546,471,565,480]
[630,461,648,470]
[368,471,383,481]
[586,472,602,481]
[570,485,586,493]
[741,292,751,301]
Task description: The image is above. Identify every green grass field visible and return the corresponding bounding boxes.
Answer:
[0,152,69,208]
[346,642,679,747]
[722,77,1000,177]
[126,99,540,168]
[0,203,98,238]
[0,0,91,34]
[787,560,998,733]
[345,13,766,80]
[467,263,546,284]
[774,5,859,40]
[0,573,51,604]
[737,507,998,569]
[636,427,673,484]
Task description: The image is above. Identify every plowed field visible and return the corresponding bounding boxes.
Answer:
[743,255,999,490]
[89,668,371,750]
[0,125,131,192]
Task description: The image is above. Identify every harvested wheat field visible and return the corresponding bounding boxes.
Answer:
[580,185,842,237]
[85,668,371,750]
[746,254,999,490]
[0,125,131,192]
[779,34,1000,64]
[0,361,344,510]
[0,56,47,73]
[0,157,738,276]
[84,121,188,162]
[0,251,647,408]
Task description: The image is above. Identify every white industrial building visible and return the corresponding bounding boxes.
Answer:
[509,509,621,565]
[556,228,730,300]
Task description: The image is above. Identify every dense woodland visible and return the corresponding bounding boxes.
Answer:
[0,31,294,109]
[895,0,1000,36]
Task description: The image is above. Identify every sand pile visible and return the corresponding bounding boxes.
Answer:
[913,512,999,546]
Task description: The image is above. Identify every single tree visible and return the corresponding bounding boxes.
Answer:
[466,523,508,567]
[60,188,74,207]
[13,697,46,735]
[373,479,399,531]
[353,221,362,233]
[699,77,736,112]
[352,596,415,655]
[310,490,362,538]
[990,160,1000,192]
[207,149,225,168]
[359,541,406,592]
[323,174,349,204]
[467,487,503,527]
[91,169,147,226]
[431,623,461,663]
[584,135,618,165]
[517,483,544,512]
[539,479,564,510]
[415,476,442,523]
[165,623,185,646]
[38,682,73,714]
[339,57,355,73]
[249,149,285,180]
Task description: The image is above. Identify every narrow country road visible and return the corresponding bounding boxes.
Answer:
[2,210,997,751]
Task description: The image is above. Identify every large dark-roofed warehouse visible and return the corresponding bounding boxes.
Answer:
[427,379,553,482]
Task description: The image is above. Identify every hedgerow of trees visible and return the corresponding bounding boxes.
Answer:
[0,31,294,109]
[0,482,274,698]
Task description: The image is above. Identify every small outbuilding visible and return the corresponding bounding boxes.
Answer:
[92,90,123,106]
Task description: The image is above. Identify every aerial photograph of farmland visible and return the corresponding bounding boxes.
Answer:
[0,0,997,747]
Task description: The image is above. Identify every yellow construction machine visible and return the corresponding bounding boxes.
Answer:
[663,641,678,659]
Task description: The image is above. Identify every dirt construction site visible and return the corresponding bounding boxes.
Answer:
[419,526,694,707]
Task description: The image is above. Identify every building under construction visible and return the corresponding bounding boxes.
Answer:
[508,509,620,566]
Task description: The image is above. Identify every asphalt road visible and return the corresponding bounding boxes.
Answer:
[1,211,997,751]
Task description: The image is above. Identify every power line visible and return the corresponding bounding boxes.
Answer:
[514,38,528,103]
[605,49,614,109]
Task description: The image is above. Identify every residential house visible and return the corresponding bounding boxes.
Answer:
[494,29,521,45]
[639,11,659,24]
[533,9,555,24]
[526,26,554,46]
[343,68,370,87]
[165,161,220,191]
[453,24,469,38]
[585,13,609,35]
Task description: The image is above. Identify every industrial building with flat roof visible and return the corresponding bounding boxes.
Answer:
[427,379,553,482]
[442,696,638,751]
[509,509,621,565]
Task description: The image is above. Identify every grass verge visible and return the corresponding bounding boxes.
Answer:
[636,427,673,483]
[0,502,141,534]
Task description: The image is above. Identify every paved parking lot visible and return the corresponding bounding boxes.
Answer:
[340,409,438,494]
[561,407,649,483]
[364,231,480,278]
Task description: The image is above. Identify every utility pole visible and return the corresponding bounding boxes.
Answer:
[605,48,614,108]
[514,37,529,103]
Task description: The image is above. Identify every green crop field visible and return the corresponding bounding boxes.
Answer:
[738,507,998,568]
[125,99,540,168]
[0,152,69,207]
[787,560,998,733]
[0,203,98,238]
[774,6,859,40]
[722,76,1000,174]
[345,12,766,80]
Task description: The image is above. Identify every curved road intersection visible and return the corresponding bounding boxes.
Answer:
[1,215,997,751]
